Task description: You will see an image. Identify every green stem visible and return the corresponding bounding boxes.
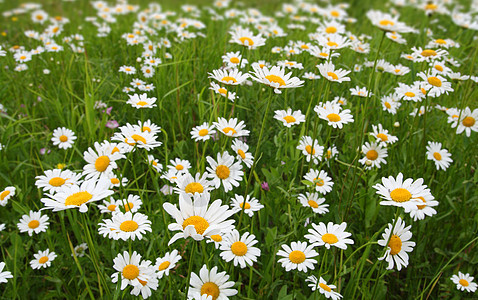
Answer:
[183,242,197,300]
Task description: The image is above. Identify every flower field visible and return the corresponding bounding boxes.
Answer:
[0,0,478,299]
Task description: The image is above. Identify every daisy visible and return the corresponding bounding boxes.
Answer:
[206,152,243,193]
[174,172,213,196]
[208,68,249,86]
[118,194,143,213]
[371,124,398,146]
[130,267,158,299]
[98,198,121,214]
[273,108,306,127]
[99,211,152,241]
[395,83,424,102]
[17,211,49,236]
[14,51,32,63]
[302,72,321,80]
[0,186,15,206]
[377,217,415,271]
[0,262,13,284]
[412,47,448,63]
[390,64,410,76]
[325,146,339,160]
[141,65,155,78]
[407,191,438,221]
[277,241,319,272]
[297,136,324,164]
[230,194,264,217]
[191,122,217,142]
[155,249,182,279]
[426,141,452,171]
[210,82,237,102]
[277,60,303,70]
[359,141,388,169]
[83,141,124,181]
[317,62,351,83]
[350,86,372,97]
[163,192,235,245]
[51,127,77,149]
[304,169,334,195]
[168,158,191,175]
[35,169,82,194]
[249,65,304,94]
[72,243,88,257]
[298,192,329,214]
[451,272,477,293]
[315,104,354,129]
[429,61,451,75]
[386,32,407,44]
[305,276,343,300]
[451,107,478,137]
[111,251,152,290]
[188,264,238,299]
[231,139,254,168]
[30,249,57,269]
[366,10,415,33]
[112,123,162,152]
[213,117,249,138]
[220,229,261,269]
[41,178,113,213]
[417,71,453,98]
[381,95,400,114]
[305,222,354,250]
[119,66,136,74]
[316,34,352,50]
[126,93,157,108]
[229,26,266,49]
[222,51,248,68]
[316,19,346,35]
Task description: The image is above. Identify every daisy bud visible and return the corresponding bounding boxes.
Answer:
[394,122,400,127]
[365,159,373,166]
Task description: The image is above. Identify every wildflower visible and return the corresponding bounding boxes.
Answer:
[30,249,57,269]
[0,262,13,284]
[0,186,15,206]
[426,141,452,170]
[273,108,306,127]
[277,241,319,272]
[304,169,334,195]
[359,142,388,169]
[155,250,181,279]
[220,229,261,268]
[17,211,49,236]
[372,173,428,210]
[72,243,88,258]
[298,192,329,214]
[306,276,343,300]
[191,122,217,142]
[51,127,76,149]
[377,217,415,271]
[450,272,477,293]
[230,194,264,217]
[317,62,351,83]
[305,222,354,250]
[249,65,304,94]
[297,136,324,164]
[188,265,238,299]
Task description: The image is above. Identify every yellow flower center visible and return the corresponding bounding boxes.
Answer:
[435,39,446,44]
[198,129,209,136]
[366,149,379,160]
[138,278,147,286]
[36,15,44,20]
[221,76,237,83]
[111,147,120,154]
[308,200,319,208]
[216,165,230,179]
[320,52,329,57]
[95,156,110,172]
[305,145,316,155]
[49,177,66,187]
[326,113,341,122]
[421,49,437,57]
[185,182,204,194]
[39,256,49,264]
[239,36,254,46]
[425,4,438,10]
[107,204,117,211]
[325,26,337,34]
[124,202,134,212]
[211,234,222,242]
[289,250,306,264]
[111,178,120,184]
[319,283,332,292]
[330,10,339,17]
[136,101,148,106]
[417,196,426,210]
[237,149,246,159]
[158,261,170,271]
[218,88,227,95]
[265,75,286,86]
[223,127,237,135]
[230,57,240,64]
[388,235,402,255]
[427,76,442,87]
[404,92,415,97]
[125,68,131,71]
[390,188,412,203]
[283,116,296,123]
[459,279,469,287]
[462,116,476,127]
[321,233,339,244]
[182,216,209,235]
[28,220,40,229]
[384,102,392,109]
[122,264,140,280]
[231,241,248,256]
[131,134,147,144]
[433,152,442,161]
[175,165,184,171]
[65,191,93,207]
[300,44,309,49]
[434,65,444,72]
[326,41,338,47]
[239,202,251,209]
[327,72,339,80]
[314,177,324,186]
[201,282,220,300]
[376,133,388,141]
[59,135,68,142]
[120,220,138,232]
[379,20,395,26]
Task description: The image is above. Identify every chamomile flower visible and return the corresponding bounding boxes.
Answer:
[359,141,388,169]
[174,172,213,196]
[306,276,343,300]
[297,136,324,164]
[141,65,155,78]
[98,198,120,214]
[366,10,415,33]
[317,62,351,83]
[72,243,88,257]
[111,251,152,290]
[315,104,354,129]
[168,158,191,175]
[451,272,477,293]
[304,169,334,195]
[206,151,243,193]
[0,186,15,206]
[229,26,266,49]
[325,146,339,160]
[163,192,235,245]
[155,249,181,279]
[83,141,124,181]
[249,65,304,94]
[372,173,428,210]
[230,194,263,217]
[277,241,318,272]
[35,169,81,194]
[17,211,49,236]
[406,191,438,221]
[417,71,453,98]
[381,95,400,114]
[30,249,57,269]
[412,47,448,63]
[451,107,478,137]
[188,265,238,299]
[14,51,32,63]
[210,82,237,102]
[426,141,452,170]
[377,217,415,271]
[119,66,136,74]
[213,117,249,138]
[100,211,151,241]
[220,230,261,268]
[130,267,158,299]
[273,108,306,127]
[305,222,354,250]
[51,127,76,149]
[307,45,340,60]
[208,68,249,85]
[386,32,407,44]
[350,86,372,97]
[222,51,248,68]
[41,178,113,213]
[191,122,216,142]
[112,123,162,151]
[0,262,13,284]
[371,124,398,146]
[298,192,329,214]
[118,194,143,213]
[126,93,157,108]
[395,83,424,102]
[231,139,254,168]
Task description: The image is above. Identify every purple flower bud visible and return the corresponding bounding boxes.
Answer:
[106,106,113,115]
[39,148,50,155]
[106,120,119,129]
[261,181,269,191]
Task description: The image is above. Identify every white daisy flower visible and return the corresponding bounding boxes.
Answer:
[208,68,249,85]
[147,155,163,173]
[213,117,249,138]
[155,249,182,279]
[51,127,77,149]
[72,243,88,258]
[426,141,452,170]
[417,71,453,98]
[406,192,438,221]
[229,26,266,49]
[126,93,157,108]
[206,152,243,193]
[303,169,334,195]
[359,141,388,169]
[370,124,398,146]
[119,66,136,74]
[222,51,248,68]
[298,192,329,214]
[305,276,343,300]
[35,169,82,194]
[0,262,13,284]
[112,123,162,152]
[188,264,238,299]
[210,82,237,102]
[366,10,415,32]
[17,211,49,236]
[451,272,477,293]
[305,222,354,250]
[381,95,401,114]
[220,229,261,269]
[99,211,152,241]
[249,65,304,94]
[138,120,162,135]
[350,86,372,97]
[297,136,324,164]
[231,140,254,168]
[141,65,155,78]
[111,251,152,290]
[451,107,478,137]
[377,217,415,271]
[277,241,319,272]
[30,249,57,269]
[317,62,351,83]
[167,158,191,175]
[315,103,354,129]
[83,141,124,181]
[98,198,120,214]
[174,172,213,196]
[386,32,407,44]
[273,108,306,127]
[230,194,263,217]
[191,122,217,142]
[0,186,16,206]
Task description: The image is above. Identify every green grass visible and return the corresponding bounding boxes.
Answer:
[0,0,478,299]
